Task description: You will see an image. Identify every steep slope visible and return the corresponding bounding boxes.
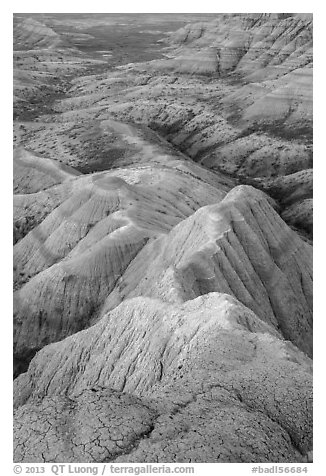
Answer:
[13,147,81,242]
[103,185,312,356]
[253,168,313,238]
[13,147,81,194]
[142,13,312,137]
[13,17,106,121]
[166,14,312,72]
[14,185,312,377]
[13,13,313,464]
[14,292,312,463]
[13,17,67,50]
[15,13,309,237]
[13,156,233,375]
[14,181,75,244]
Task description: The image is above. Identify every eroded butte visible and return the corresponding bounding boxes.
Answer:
[13,13,313,463]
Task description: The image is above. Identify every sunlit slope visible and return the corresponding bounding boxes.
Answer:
[14,147,81,194]
[103,185,312,356]
[14,156,233,374]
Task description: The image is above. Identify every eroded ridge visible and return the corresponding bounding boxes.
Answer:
[13,13,313,464]
[14,187,312,463]
[14,292,312,463]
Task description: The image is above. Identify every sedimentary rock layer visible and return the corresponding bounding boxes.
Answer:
[14,292,312,463]
[13,156,233,374]
[13,13,313,464]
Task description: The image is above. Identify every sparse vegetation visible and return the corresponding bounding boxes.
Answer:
[13,14,313,464]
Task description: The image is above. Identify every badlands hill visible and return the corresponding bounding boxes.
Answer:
[13,16,106,120]
[13,147,81,194]
[13,17,67,50]
[14,13,313,239]
[13,14,313,463]
[13,135,234,366]
[14,184,312,463]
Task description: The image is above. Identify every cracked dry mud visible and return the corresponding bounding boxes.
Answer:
[13,13,313,463]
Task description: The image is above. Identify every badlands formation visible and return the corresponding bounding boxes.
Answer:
[13,14,313,463]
